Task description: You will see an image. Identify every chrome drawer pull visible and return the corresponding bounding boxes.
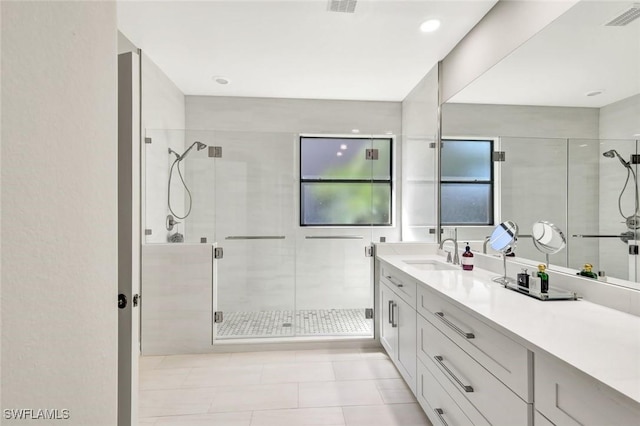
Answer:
[434,355,474,393]
[434,408,449,426]
[386,275,404,287]
[392,302,398,328]
[434,312,475,339]
[388,300,394,324]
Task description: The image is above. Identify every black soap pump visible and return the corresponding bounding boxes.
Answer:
[517,268,530,293]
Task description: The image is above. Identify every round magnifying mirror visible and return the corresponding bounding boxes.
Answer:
[531,220,566,255]
[489,220,519,253]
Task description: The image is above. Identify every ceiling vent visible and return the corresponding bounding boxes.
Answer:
[327,0,357,14]
[604,3,640,26]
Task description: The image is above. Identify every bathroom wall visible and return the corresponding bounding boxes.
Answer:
[401,65,439,242]
[2,2,118,423]
[598,94,640,280]
[441,102,600,267]
[185,96,402,313]
[141,53,187,243]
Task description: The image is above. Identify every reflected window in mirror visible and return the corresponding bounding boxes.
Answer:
[441,139,494,226]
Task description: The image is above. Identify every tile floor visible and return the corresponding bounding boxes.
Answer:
[139,347,433,426]
[217,309,373,338]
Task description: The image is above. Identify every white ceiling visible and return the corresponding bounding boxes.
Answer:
[117,0,497,101]
[449,1,640,108]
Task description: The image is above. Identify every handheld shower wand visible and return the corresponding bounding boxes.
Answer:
[603,149,640,227]
[168,141,208,221]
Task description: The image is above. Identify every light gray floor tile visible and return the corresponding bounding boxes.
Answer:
[360,347,390,359]
[299,380,384,408]
[261,361,335,384]
[139,368,191,391]
[295,348,363,363]
[182,364,263,388]
[332,359,401,381]
[140,356,166,371]
[208,383,298,413]
[153,412,252,426]
[250,407,346,426]
[155,353,231,369]
[228,350,297,365]
[375,378,417,404]
[342,403,432,426]
[139,388,218,418]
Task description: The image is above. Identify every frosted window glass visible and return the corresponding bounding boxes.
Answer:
[301,137,391,180]
[441,184,492,225]
[301,183,391,225]
[441,140,491,181]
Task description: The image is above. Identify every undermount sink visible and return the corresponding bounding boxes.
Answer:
[403,259,459,271]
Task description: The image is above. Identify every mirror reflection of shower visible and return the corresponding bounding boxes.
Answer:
[603,149,640,230]
[168,141,207,220]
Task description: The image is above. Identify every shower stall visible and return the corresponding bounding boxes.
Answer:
[142,128,400,348]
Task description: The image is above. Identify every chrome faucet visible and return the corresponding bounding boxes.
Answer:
[482,236,490,254]
[439,238,459,265]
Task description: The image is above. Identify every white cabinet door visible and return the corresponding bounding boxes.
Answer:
[380,282,397,358]
[395,295,417,393]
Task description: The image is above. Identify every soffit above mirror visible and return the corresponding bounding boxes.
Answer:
[448,0,640,108]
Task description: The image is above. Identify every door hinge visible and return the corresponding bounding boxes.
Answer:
[133,294,140,307]
[214,311,224,323]
[145,229,152,236]
[365,148,379,160]
[630,244,639,255]
[632,154,640,165]
[209,146,222,158]
[365,308,374,319]
[365,245,374,257]
[429,142,443,148]
[145,137,152,144]
[493,151,506,162]
[214,247,224,259]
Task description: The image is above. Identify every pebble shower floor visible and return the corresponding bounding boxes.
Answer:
[217,309,373,338]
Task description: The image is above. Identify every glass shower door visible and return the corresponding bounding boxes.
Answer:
[213,131,297,339]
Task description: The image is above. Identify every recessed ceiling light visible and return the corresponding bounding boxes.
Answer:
[420,19,441,33]
[351,129,360,134]
[586,90,603,97]
[337,152,343,157]
[213,76,230,85]
[340,144,348,150]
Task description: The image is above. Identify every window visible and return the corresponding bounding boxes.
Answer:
[441,139,494,226]
[300,136,392,226]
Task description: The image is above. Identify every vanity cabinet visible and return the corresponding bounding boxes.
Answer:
[535,351,640,426]
[379,264,417,393]
[377,259,532,426]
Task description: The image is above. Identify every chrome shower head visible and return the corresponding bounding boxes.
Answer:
[177,141,208,161]
[603,149,630,169]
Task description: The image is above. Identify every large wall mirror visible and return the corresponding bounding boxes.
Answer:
[441,0,640,289]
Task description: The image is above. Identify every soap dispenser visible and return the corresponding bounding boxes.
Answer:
[578,263,598,279]
[461,242,474,271]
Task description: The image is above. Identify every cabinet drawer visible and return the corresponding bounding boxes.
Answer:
[535,352,640,426]
[417,284,531,401]
[418,314,531,426]
[381,263,417,308]
[418,357,490,426]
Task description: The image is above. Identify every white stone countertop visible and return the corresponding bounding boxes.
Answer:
[377,253,640,406]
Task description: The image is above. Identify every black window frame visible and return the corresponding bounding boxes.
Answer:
[299,135,393,227]
[440,138,495,227]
